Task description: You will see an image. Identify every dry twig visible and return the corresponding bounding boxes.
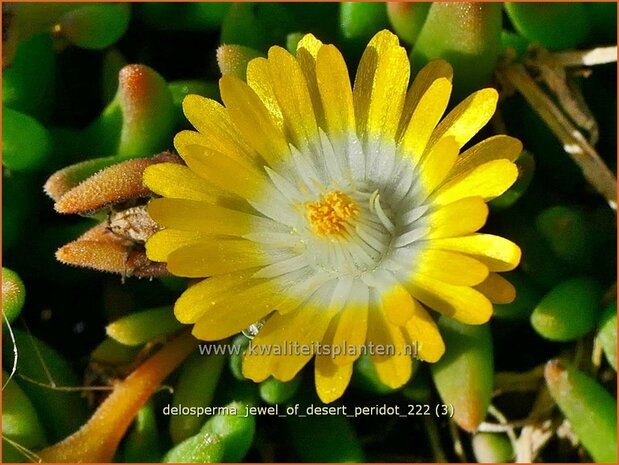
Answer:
[500,63,617,210]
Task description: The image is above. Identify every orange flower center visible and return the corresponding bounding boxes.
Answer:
[306,191,359,237]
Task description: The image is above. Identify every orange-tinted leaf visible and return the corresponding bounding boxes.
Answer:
[38,332,196,463]
[56,223,169,278]
[44,156,120,202]
[54,158,153,214]
[53,152,180,214]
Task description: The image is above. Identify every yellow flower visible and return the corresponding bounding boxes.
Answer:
[144,30,522,403]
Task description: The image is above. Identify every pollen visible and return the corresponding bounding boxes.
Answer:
[306,191,359,237]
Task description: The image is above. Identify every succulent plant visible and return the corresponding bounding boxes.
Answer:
[3,3,616,463]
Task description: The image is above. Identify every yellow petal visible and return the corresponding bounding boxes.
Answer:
[475,272,516,304]
[182,95,227,135]
[295,35,324,129]
[407,274,493,325]
[174,130,259,172]
[167,239,272,277]
[191,279,280,340]
[418,136,459,194]
[398,59,453,138]
[366,294,413,388]
[428,233,522,272]
[267,46,319,151]
[429,88,498,149]
[246,57,284,129]
[181,96,258,163]
[399,77,452,163]
[353,33,410,141]
[330,284,369,365]
[354,31,399,117]
[272,273,330,315]
[147,198,266,236]
[354,30,409,142]
[432,159,519,205]
[416,249,489,287]
[179,143,267,201]
[296,33,323,58]
[428,196,488,239]
[144,163,238,206]
[145,229,210,262]
[243,302,337,382]
[174,270,257,323]
[219,74,289,166]
[448,135,523,180]
[383,282,416,326]
[316,44,355,135]
[315,356,353,404]
[402,302,445,362]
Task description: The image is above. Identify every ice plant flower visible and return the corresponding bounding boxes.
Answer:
[144,30,522,403]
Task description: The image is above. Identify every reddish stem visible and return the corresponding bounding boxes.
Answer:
[39,331,196,463]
